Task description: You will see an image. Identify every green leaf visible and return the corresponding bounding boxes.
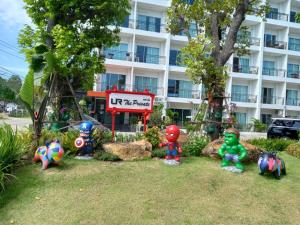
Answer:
[19,70,34,107]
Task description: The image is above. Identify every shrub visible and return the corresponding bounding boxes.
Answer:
[144,126,160,148]
[250,118,267,132]
[94,151,121,161]
[286,143,300,159]
[247,138,296,152]
[61,130,80,155]
[0,124,26,191]
[182,136,209,156]
[151,148,166,158]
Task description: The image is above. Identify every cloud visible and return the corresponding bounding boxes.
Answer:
[0,0,32,28]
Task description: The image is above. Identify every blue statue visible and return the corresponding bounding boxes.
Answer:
[75,121,95,156]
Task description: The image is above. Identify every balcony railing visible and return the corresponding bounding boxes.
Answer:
[266,12,289,21]
[232,66,259,74]
[134,53,165,65]
[236,36,260,46]
[262,68,286,77]
[133,85,164,96]
[96,82,131,92]
[261,96,284,105]
[264,40,287,49]
[287,71,300,79]
[286,98,300,106]
[135,20,165,33]
[288,43,300,52]
[104,50,133,61]
[231,94,257,103]
[168,89,202,99]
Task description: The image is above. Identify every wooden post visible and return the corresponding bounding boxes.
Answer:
[143,112,148,132]
[111,109,116,142]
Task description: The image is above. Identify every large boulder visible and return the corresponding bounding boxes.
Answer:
[202,138,265,163]
[103,140,152,161]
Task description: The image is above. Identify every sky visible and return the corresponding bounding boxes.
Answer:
[0,0,32,80]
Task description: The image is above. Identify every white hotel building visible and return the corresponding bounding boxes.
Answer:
[91,0,300,130]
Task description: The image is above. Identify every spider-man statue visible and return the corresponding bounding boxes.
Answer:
[159,125,182,165]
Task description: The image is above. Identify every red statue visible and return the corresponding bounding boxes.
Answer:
[159,125,182,165]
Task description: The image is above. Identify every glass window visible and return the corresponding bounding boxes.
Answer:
[121,15,129,28]
[136,45,159,64]
[264,34,277,47]
[261,114,272,125]
[293,121,300,128]
[233,57,250,73]
[266,8,279,20]
[168,79,193,98]
[168,108,191,126]
[262,87,274,104]
[104,43,128,60]
[289,37,300,51]
[137,15,161,33]
[235,112,247,125]
[263,60,275,76]
[231,85,248,102]
[169,50,181,66]
[100,73,126,91]
[134,76,158,94]
[286,89,298,106]
[288,63,300,78]
[290,11,296,23]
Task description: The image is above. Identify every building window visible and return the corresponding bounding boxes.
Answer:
[134,76,158,95]
[264,34,277,47]
[231,85,248,102]
[137,15,161,33]
[262,87,274,104]
[290,11,297,23]
[169,50,182,66]
[121,15,129,28]
[266,7,279,20]
[261,114,272,125]
[136,45,159,64]
[286,90,298,106]
[168,79,193,98]
[179,22,197,37]
[289,37,300,51]
[100,73,126,91]
[233,57,250,73]
[287,63,300,78]
[168,108,191,127]
[235,112,247,130]
[263,60,275,76]
[104,43,128,60]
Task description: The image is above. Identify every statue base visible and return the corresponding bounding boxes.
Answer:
[222,166,242,173]
[75,155,94,160]
[164,159,180,166]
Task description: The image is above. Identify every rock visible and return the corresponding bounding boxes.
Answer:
[202,138,265,163]
[103,140,152,161]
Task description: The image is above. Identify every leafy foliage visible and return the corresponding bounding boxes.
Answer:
[182,135,209,156]
[0,125,27,191]
[94,151,121,161]
[247,138,296,152]
[144,127,161,148]
[151,148,166,158]
[250,118,267,132]
[148,104,164,128]
[286,143,300,159]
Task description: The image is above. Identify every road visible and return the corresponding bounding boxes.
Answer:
[0,114,32,131]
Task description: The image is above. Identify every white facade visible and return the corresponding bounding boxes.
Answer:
[95,0,300,129]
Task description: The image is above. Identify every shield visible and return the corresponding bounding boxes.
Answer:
[75,137,85,148]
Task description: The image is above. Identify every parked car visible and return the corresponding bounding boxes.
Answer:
[267,118,300,140]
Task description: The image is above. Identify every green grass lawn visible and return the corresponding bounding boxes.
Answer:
[0,152,299,225]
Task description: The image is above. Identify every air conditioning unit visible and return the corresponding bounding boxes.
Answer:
[192,93,200,99]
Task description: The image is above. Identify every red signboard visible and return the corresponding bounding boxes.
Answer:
[105,88,155,140]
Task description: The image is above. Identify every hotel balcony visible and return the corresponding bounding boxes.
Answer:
[133,85,165,96]
[264,40,287,50]
[287,71,300,79]
[232,66,259,74]
[266,12,289,21]
[262,68,286,77]
[231,94,257,103]
[261,96,284,105]
[286,98,300,106]
[167,89,202,99]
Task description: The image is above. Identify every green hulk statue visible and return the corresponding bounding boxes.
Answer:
[218,128,247,172]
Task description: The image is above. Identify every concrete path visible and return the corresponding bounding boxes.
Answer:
[0,114,32,131]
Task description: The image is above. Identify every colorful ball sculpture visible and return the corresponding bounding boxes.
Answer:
[258,152,286,179]
[159,125,182,165]
[33,140,64,170]
[218,128,247,172]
